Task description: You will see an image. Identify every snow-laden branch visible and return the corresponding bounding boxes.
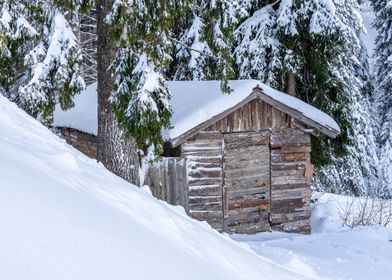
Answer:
[168,35,221,60]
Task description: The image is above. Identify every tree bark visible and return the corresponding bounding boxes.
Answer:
[284,72,296,96]
[96,0,140,185]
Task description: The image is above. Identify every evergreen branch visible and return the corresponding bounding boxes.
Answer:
[168,36,221,60]
[270,0,282,7]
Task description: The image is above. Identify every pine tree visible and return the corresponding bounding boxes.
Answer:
[235,0,381,196]
[174,0,253,91]
[234,1,285,86]
[0,1,37,101]
[95,0,140,184]
[373,0,392,196]
[0,0,85,123]
[105,0,191,155]
[56,0,97,85]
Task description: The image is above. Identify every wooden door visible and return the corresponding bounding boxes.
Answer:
[223,131,271,234]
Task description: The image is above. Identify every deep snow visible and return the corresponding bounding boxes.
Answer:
[232,192,392,280]
[232,226,392,280]
[0,95,305,279]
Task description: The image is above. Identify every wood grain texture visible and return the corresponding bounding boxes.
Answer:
[205,99,293,133]
[270,128,311,233]
[223,131,271,234]
[145,158,189,212]
[182,132,224,230]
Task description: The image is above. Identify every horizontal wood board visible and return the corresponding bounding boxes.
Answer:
[270,128,311,233]
[182,131,224,230]
[223,131,271,234]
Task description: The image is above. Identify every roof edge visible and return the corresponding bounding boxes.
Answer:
[170,92,258,147]
[169,87,340,147]
[253,89,340,138]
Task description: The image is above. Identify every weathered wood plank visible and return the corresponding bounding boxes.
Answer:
[183,133,224,230]
[189,185,222,196]
[145,158,189,212]
[228,198,269,210]
[223,131,271,233]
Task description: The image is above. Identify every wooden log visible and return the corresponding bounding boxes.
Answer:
[189,185,222,196]
[271,197,308,213]
[228,198,269,211]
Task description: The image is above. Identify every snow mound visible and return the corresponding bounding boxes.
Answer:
[53,80,340,140]
[0,95,306,279]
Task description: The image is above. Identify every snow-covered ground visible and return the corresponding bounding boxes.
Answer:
[313,192,392,230]
[232,192,392,280]
[232,226,392,280]
[0,95,307,279]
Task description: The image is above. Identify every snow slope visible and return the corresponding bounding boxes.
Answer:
[0,95,306,279]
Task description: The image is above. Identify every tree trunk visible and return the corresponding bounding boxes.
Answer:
[284,72,296,96]
[96,0,140,185]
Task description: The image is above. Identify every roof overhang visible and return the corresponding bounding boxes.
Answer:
[169,88,340,147]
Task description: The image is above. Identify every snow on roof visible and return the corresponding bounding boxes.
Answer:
[54,82,97,135]
[53,80,340,140]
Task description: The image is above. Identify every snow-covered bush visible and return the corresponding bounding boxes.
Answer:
[313,192,392,229]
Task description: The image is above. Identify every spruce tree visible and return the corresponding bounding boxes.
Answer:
[373,0,392,196]
[235,0,381,196]
[174,0,254,91]
[95,0,140,184]
[0,0,85,123]
[105,0,190,155]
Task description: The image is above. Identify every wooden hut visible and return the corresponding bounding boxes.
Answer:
[53,80,340,234]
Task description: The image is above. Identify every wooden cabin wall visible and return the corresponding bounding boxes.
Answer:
[270,128,312,233]
[222,131,271,234]
[181,132,224,230]
[144,158,189,212]
[204,99,294,132]
[59,128,97,159]
[181,100,312,234]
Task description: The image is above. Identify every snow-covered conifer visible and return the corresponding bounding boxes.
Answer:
[174,0,258,92]
[106,0,189,154]
[235,0,381,196]
[373,0,392,195]
[0,1,37,94]
[0,0,85,123]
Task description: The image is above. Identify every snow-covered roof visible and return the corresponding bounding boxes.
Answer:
[53,80,340,143]
[54,82,97,135]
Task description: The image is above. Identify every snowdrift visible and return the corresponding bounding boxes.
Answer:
[0,95,305,279]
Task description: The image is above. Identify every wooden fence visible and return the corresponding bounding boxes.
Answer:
[144,158,189,213]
